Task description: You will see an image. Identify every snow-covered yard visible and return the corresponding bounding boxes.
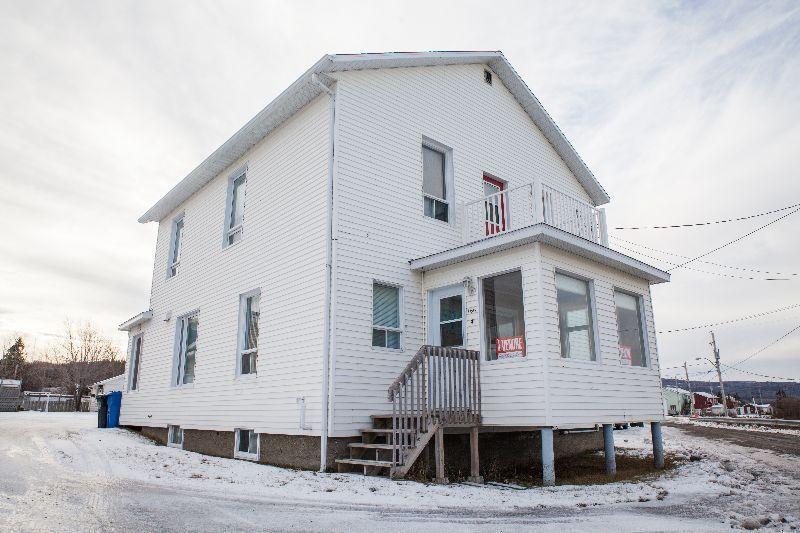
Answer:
[1,412,798,532]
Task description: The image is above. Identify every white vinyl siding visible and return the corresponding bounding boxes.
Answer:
[120,94,330,435]
[329,63,598,435]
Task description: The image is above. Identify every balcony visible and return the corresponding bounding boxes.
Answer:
[460,181,608,245]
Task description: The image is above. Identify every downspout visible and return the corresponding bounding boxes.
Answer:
[313,73,336,472]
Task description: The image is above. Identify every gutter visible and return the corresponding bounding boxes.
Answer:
[313,73,336,472]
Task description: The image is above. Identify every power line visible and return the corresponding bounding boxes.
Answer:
[613,202,800,230]
[719,363,799,382]
[731,322,800,367]
[657,303,800,334]
[610,236,799,277]
[613,242,791,281]
[668,206,800,271]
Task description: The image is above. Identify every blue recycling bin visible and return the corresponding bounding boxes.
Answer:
[106,391,122,428]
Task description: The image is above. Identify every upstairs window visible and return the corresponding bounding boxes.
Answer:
[128,334,143,391]
[238,291,260,375]
[225,171,247,246]
[372,283,402,350]
[555,273,596,361]
[234,428,259,460]
[168,215,184,277]
[614,290,648,367]
[422,144,449,222]
[175,314,199,386]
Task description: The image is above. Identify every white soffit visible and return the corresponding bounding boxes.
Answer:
[139,51,610,223]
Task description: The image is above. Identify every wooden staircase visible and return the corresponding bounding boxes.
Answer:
[336,346,481,480]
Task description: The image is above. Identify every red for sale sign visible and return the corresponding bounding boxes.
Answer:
[496,336,525,359]
[619,345,632,365]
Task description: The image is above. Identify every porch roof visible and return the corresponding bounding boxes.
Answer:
[409,223,671,284]
[118,310,153,332]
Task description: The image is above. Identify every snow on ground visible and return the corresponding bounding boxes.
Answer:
[670,416,800,437]
[2,412,799,531]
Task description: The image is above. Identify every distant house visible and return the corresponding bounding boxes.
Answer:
[663,387,692,415]
[0,379,22,412]
[741,402,773,417]
[694,392,719,413]
[89,374,125,412]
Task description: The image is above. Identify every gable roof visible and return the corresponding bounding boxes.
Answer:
[139,51,610,223]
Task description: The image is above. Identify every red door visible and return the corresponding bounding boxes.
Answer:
[483,175,506,235]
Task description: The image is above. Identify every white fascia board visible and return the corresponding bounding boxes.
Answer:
[139,51,609,223]
[409,224,670,284]
[118,310,153,332]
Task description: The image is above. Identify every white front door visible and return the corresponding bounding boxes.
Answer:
[427,285,465,347]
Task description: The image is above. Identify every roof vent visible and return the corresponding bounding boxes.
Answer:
[484,69,492,85]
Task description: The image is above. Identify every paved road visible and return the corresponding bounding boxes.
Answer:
[664,421,800,456]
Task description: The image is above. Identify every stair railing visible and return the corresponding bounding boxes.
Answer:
[387,345,482,468]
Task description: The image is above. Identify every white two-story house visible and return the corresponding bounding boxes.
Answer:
[119,51,670,484]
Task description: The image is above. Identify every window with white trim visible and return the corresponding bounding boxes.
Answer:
[234,428,259,460]
[555,273,596,361]
[128,334,143,391]
[225,171,247,245]
[614,289,648,367]
[237,291,260,375]
[168,215,184,277]
[371,283,402,349]
[167,425,183,448]
[422,143,451,222]
[174,314,199,386]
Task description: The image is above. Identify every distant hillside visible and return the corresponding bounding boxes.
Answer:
[661,378,800,403]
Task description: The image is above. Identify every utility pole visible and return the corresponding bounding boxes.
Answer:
[710,331,728,417]
[684,361,694,417]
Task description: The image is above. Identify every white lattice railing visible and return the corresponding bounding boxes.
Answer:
[460,181,607,245]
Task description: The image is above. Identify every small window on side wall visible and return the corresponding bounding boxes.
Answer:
[614,290,647,367]
[128,334,143,391]
[372,283,402,350]
[555,273,596,361]
[235,428,259,460]
[175,314,199,386]
[225,171,247,246]
[422,143,450,222]
[168,215,184,277]
[167,425,183,448]
[238,292,260,375]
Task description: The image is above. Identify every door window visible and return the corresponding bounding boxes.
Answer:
[438,295,464,347]
[483,175,506,235]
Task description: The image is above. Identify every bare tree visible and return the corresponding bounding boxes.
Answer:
[50,320,121,409]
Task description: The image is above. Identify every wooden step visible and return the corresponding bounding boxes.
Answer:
[335,458,393,468]
[361,428,414,435]
[349,442,395,450]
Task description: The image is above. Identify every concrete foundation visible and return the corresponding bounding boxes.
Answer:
[126,425,358,471]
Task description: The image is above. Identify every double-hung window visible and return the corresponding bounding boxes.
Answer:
[555,273,596,361]
[422,144,450,222]
[175,314,199,386]
[234,428,259,460]
[225,171,247,246]
[168,215,184,277]
[128,334,143,391]
[371,283,402,350]
[614,290,648,367]
[237,292,260,375]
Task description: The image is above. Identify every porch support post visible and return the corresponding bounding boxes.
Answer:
[651,422,664,469]
[602,424,616,477]
[540,428,555,486]
[434,427,448,484]
[468,426,483,483]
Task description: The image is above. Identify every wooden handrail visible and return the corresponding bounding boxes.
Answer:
[387,345,481,470]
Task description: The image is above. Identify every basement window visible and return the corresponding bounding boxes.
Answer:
[167,425,183,448]
[235,428,259,460]
[484,69,492,85]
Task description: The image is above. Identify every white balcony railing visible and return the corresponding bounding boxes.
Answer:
[461,182,607,245]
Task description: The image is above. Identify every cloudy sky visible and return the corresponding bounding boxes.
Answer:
[1,1,798,382]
